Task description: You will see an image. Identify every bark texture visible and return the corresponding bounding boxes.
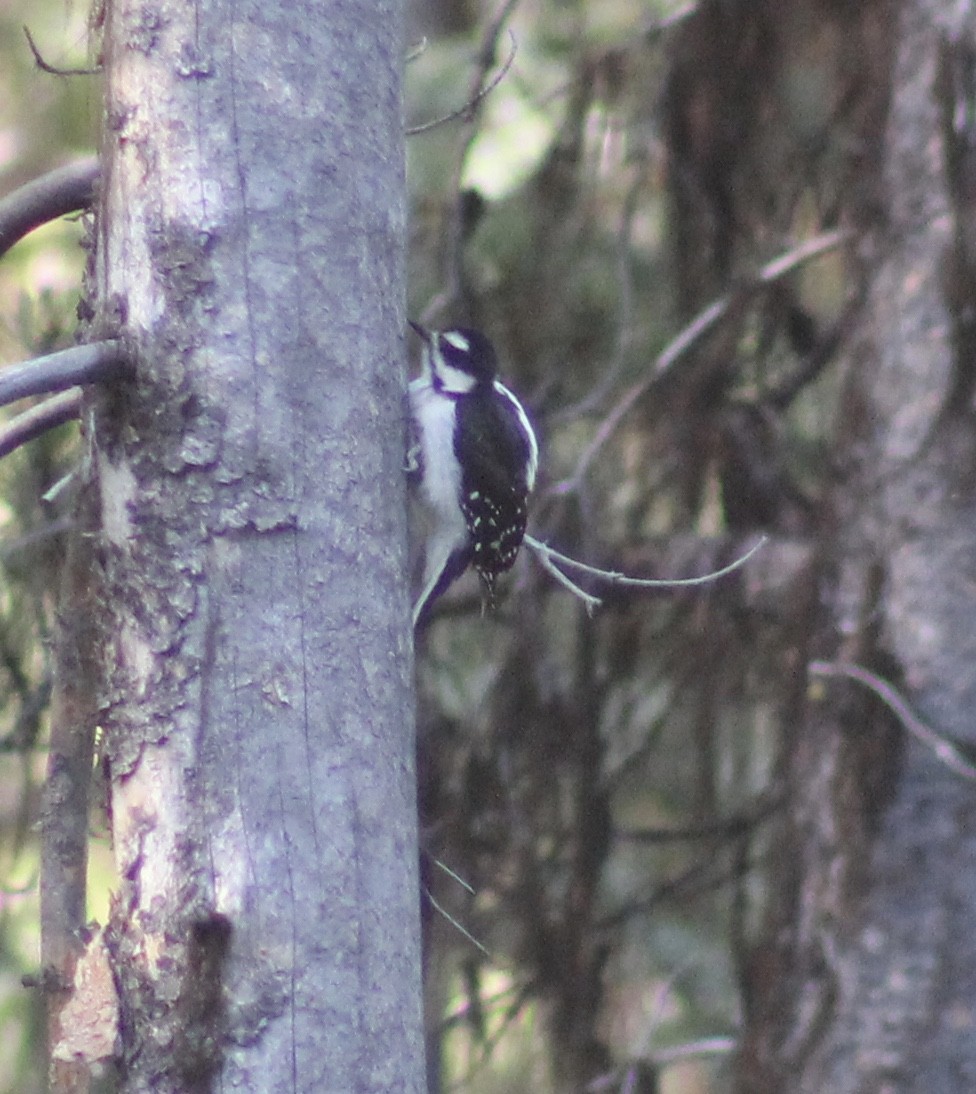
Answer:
[735,2,976,1090]
[83,0,423,1090]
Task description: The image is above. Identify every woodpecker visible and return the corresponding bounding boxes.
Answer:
[408,322,539,627]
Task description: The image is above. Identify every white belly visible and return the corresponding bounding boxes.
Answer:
[409,379,469,597]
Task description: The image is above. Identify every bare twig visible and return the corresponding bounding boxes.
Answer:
[523,533,767,612]
[407,31,518,137]
[809,660,976,781]
[439,981,521,1034]
[616,794,780,844]
[524,537,602,614]
[423,887,490,957]
[537,2,699,114]
[406,37,428,64]
[464,982,536,1085]
[0,158,99,259]
[651,1,700,32]
[440,1,523,310]
[0,519,73,561]
[0,340,130,409]
[556,229,851,494]
[431,856,475,894]
[0,390,81,460]
[586,1038,736,1093]
[652,1037,737,1065]
[534,534,766,587]
[599,841,761,932]
[553,161,650,424]
[23,25,101,77]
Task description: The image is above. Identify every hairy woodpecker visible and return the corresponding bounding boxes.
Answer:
[408,322,539,627]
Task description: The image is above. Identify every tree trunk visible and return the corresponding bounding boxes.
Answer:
[66,0,425,1089]
[737,1,976,1089]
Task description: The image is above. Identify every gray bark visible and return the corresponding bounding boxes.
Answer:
[815,3,976,1085]
[738,2,976,1090]
[86,0,423,1090]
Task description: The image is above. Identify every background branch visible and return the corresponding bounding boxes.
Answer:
[0,391,82,461]
[23,26,101,77]
[0,341,130,409]
[809,660,976,780]
[0,157,99,258]
[556,229,851,494]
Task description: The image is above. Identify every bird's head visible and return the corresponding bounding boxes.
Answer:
[410,321,498,395]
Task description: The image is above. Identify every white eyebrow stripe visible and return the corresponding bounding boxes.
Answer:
[442,331,471,351]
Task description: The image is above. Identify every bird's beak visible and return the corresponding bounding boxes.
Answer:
[408,320,431,343]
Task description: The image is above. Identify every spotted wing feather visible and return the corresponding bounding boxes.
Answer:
[454,388,534,602]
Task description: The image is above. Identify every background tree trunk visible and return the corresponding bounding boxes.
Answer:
[74,0,425,1089]
[737,2,976,1089]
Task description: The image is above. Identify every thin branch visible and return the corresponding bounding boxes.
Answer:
[441,0,523,310]
[536,2,699,115]
[653,1037,737,1065]
[809,660,976,781]
[586,1039,736,1093]
[439,981,521,1035]
[651,1,700,32]
[406,37,428,64]
[765,288,863,410]
[553,159,649,424]
[407,31,518,137]
[431,856,475,894]
[472,0,522,97]
[0,390,81,461]
[525,538,602,614]
[616,795,781,844]
[23,25,101,77]
[523,533,766,612]
[423,887,491,958]
[556,229,851,493]
[1,518,74,561]
[0,158,99,259]
[533,533,766,587]
[599,845,762,932]
[0,340,130,409]
[463,982,536,1088]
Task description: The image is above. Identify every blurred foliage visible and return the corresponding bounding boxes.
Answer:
[0,2,99,1091]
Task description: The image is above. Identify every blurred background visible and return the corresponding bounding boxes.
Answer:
[0,2,99,1090]
[406,2,855,1092]
[1,0,866,1090]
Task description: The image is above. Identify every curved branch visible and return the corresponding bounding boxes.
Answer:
[523,533,766,614]
[406,31,518,137]
[0,341,130,409]
[555,228,851,494]
[0,158,99,259]
[23,25,101,77]
[439,2,523,312]
[809,660,976,781]
[0,391,81,461]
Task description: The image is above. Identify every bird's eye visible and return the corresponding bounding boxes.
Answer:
[441,345,471,373]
